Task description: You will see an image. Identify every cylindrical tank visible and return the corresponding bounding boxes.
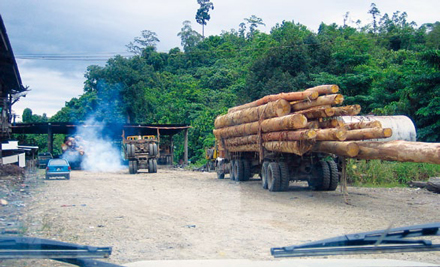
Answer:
[340,115,417,142]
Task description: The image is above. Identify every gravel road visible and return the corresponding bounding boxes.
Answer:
[10,167,440,265]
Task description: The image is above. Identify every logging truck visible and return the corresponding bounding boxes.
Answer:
[124,135,159,174]
[213,85,427,192]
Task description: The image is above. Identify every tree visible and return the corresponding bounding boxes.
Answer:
[368,3,381,33]
[177,20,202,52]
[195,0,214,38]
[244,15,265,38]
[126,30,160,54]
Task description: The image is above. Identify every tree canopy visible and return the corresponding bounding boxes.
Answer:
[24,4,440,163]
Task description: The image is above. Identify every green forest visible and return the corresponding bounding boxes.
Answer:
[19,3,440,164]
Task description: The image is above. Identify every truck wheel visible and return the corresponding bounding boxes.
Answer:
[309,160,331,190]
[153,143,158,156]
[327,160,339,191]
[230,160,236,181]
[261,161,269,189]
[153,159,157,173]
[243,160,251,181]
[127,144,134,158]
[268,162,281,192]
[234,160,245,181]
[279,162,290,191]
[133,160,138,174]
[216,160,225,179]
[129,161,135,174]
[148,159,154,173]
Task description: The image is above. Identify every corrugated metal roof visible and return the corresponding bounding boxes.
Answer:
[0,14,24,95]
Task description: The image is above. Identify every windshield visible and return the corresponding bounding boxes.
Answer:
[1,1,440,266]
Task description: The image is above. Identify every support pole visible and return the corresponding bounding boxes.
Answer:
[47,123,53,155]
[170,135,174,165]
[184,128,188,165]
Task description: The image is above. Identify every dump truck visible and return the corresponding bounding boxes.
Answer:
[213,84,429,192]
[124,135,159,174]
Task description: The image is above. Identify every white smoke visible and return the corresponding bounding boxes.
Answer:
[75,118,124,172]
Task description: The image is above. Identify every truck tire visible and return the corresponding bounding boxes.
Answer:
[279,162,290,191]
[133,160,138,174]
[216,160,225,179]
[243,160,251,181]
[267,162,281,192]
[153,143,158,156]
[310,160,331,191]
[149,143,155,156]
[148,159,154,173]
[127,144,135,158]
[153,159,157,173]
[230,160,236,181]
[129,160,135,174]
[327,160,339,191]
[261,161,269,189]
[234,159,245,181]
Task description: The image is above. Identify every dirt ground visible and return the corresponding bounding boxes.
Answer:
[5,167,440,266]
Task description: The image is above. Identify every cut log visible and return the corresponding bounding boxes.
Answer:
[345,128,392,141]
[427,177,440,193]
[263,141,315,156]
[304,84,339,95]
[213,114,308,139]
[317,119,345,129]
[226,143,260,152]
[223,130,317,147]
[354,140,440,164]
[331,105,361,116]
[315,128,347,141]
[345,120,382,130]
[297,106,335,119]
[228,90,319,113]
[215,99,291,129]
[291,94,344,111]
[312,141,360,157]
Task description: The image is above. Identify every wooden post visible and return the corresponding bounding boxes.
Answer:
[170,135,174,165]
[184,128,188,165]
[47,123,53,155]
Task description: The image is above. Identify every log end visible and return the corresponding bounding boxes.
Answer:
[346,143,360,157]
[334,94,344,105]
[275,99,292,117]
[383,128,393,138]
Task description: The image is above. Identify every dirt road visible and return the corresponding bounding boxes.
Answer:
[16,168,440,265]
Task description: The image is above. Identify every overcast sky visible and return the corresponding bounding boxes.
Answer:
[1,0,439,119]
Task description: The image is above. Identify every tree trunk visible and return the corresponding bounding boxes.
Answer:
[228,90,319,113]
[223,129,317,146]
[297,106,335,119]
[345,128,392,141]
[345,120,382,130]
[213,114,307,139]
[312,141,360,157]
[315,128,347,141]
[226,143,260,152]
[304,84,339,95]
[330,105,361,116]
[427,177,440,193]
[215,99,291,129]
[291,94,344,111]
[354,140,440,164]
[263,141,314,156]
[318,119,345,129]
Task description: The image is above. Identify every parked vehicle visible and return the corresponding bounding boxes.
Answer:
[37,152,53,169]
[46,159,71,180]
[124,135,159,174]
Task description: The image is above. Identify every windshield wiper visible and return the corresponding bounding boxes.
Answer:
[271,222,440,257]
[0,236,121,266]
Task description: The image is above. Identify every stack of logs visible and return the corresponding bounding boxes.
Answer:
[213,85,440,164]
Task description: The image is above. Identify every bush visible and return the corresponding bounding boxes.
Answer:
[346,159,440,187]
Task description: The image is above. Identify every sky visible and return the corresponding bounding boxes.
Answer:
[1,0,439,120]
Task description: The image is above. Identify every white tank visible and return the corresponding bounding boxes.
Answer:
[340,115,417,142]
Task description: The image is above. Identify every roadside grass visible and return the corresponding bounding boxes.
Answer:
[346,159,440,187]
